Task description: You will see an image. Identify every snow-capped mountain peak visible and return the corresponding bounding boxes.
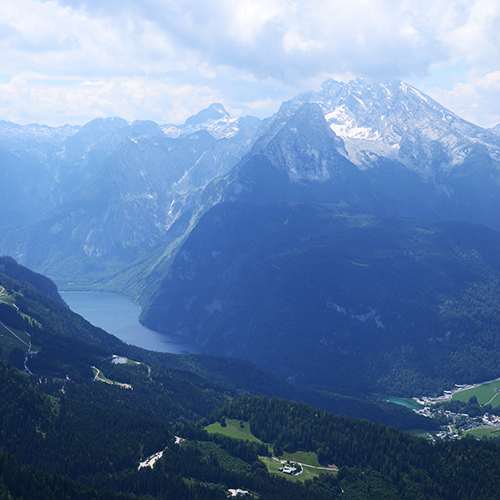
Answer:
[282,78,500,177]
[161,104,260,140]
[184,103,229,125]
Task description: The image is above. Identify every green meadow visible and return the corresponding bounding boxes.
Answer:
[260,456,322,482]
[465,427,500,439]
[452,380,500,408]
[0,323,31,358]
[281,450,322,467]
[205,419,263,443]
[0,291,15,307]
[205,419,336,483]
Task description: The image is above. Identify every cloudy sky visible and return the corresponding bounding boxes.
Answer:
[1,0,500,128]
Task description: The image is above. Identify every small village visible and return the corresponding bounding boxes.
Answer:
[410,379,500,442]
[415,406,500,441]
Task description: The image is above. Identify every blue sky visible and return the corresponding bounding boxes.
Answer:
[1,0,500,128]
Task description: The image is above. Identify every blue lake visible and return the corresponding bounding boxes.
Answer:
[376,395,423,411]
[61,291,199,354]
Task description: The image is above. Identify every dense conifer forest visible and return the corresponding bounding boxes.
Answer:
[0,258,434,430]
[2,258,500,498]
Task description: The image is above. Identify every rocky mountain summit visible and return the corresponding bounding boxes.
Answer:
[2,77,500,403]
[215,80,500,231]
[284,78,500,176]
[1,78,500,294]
[161,103,262,140]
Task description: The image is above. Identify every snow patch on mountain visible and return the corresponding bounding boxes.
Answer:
[161,124,182,138]
[162,117,240,140]
[280,78,500,178]
[161,104,260,140]
[0,120,80,147]
[327,301,384,329]
[325,106,379,140]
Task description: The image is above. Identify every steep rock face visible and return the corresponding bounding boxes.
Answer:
[184,103,230,126]
[53,118,166,199]
[287,79,500,176]
[0,117,165,236]
[137,88,500,310]
[220,103,375,208]
[142,85,500,393]
[73,131,219,259]
[0,105,261,240]
[1,132,217,275]
[0,120,79,152]
[217,83,500,230]
[0,150,58,238]
[2,79,500,304]
[260,103,349,183]
[143,202,500,395]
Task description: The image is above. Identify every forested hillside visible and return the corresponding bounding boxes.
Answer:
[1,258,500,498]
[143,202,500,395]
[2,356,500,499]
[212,396,500,499]
[0,256,433,429]
[0,256,64,304]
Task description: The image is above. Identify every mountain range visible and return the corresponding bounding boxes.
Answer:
[2,77,500,498]
[1,77,500,398]
[219,79,500,228]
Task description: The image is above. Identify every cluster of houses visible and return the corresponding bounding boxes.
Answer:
[419,407,500,442]
[279,462,302,476]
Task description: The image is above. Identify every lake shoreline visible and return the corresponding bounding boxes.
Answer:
[60,291,200,355]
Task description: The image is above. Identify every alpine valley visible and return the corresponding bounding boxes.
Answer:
[2,78,500,498]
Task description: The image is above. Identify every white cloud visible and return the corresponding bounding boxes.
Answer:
[423,71,500,128]
[0,76,223,126]
[444,0,500,69]
[1,0,500,126]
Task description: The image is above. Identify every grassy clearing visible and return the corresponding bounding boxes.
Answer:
[0,323,30,358]
[93,367,120,385]
[97,372,114,383]
[0,323,30,344]
[452,380,500,408]
[465,427,500,439]
[205,419,263,443]
[0,295,15,307]
[0,286,17,308]
[281,451,321,467]
[0,287,41,329]
[260,457,310,482]
[260,456,335,483]
[0,335,23,357]
[204,420,335,483]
